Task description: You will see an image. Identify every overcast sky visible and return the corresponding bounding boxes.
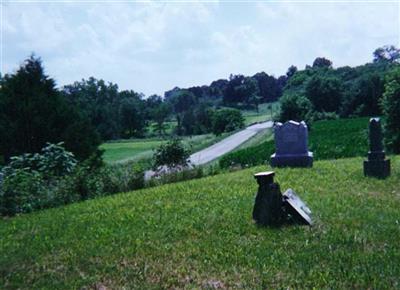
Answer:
[2,0,399,96]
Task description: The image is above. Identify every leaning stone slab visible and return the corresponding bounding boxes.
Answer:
[271,120,313,167]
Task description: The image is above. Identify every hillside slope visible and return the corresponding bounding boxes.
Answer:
[1,157,399,289]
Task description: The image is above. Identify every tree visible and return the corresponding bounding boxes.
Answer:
[278,93,312,123]
[305,75,342,112]
[381,67,400,153]
[212,108,244,135]
[286,65,298,78]
[253,72,282,103]
[151,102,170,136]
[119,98,145,138]
[340,73,384,117]
[153,138,190,170]
[0,55,100,162]
[312,57,333,69]
[373,45,400,63]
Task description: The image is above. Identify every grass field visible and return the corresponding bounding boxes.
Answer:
[101,133,232,163]
[1,156,399,289]
[242,102,280,125]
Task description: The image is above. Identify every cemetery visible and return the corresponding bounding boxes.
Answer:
[0,115,399,288]
[2,2,400,289]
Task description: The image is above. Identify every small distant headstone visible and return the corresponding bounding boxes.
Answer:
[253,171,312,227]
[363,118,390,178]
[271,120,313,167]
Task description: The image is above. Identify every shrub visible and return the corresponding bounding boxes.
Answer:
[278,93,312,123]
[0,143,145,216]
[381,68,400,153]
[153,138,190,170]
[4,142,77,178]
[0,168,48,215]
[103,162,145,194]
[211,108,244,135]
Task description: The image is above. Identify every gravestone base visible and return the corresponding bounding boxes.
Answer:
[363,159,390,179]
[271,152,313,168]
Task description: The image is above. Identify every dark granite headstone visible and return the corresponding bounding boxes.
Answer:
[252,171,284,226]
[271,120,313,167]
[363,118,390,178]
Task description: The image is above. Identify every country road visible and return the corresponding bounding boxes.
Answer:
[145,121,273,180]
[189,121,273,165]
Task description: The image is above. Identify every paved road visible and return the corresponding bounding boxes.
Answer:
[189,121,273,166]
[144,121,273,180]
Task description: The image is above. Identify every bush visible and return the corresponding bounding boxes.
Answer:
[381,68,400,153]
[103,162,145,194]
[153,138,190,170]
[0,169,48,216]
[278,93,312,123]
[211,108,244,135]
[0,143,145,216]
[4,142,77,178]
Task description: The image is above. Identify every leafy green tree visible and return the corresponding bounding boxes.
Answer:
[212,108,244,135]
[286,65,298,78]
[0,55,100,161]
[381,67,400,153]
[153,138,190,169]
[278,93,313,123]
[119,91,146,138]
[312,57,333,68]
[151,102,170,136]
[373,45,400,63]
[305,75,342,112]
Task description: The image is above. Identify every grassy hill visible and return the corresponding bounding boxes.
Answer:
[1,156,399,289]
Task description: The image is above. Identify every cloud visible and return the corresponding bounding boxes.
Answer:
[2,1,398,96]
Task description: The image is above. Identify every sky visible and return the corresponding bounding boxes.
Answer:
[2,0,399,97]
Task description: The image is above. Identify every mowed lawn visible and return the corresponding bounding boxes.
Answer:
[1,157,400,289]
[100,139,164,163]
[101,133,233,163]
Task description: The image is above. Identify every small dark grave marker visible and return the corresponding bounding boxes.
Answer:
[363,118,390,179]
[253,171,312,227]
[252,171,284,226]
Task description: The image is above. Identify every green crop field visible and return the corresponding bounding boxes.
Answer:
[220,117,369,169]
[1,156,399,289]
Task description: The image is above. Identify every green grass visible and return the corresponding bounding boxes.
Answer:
[242,102,280,125]
[220,117,369,168]
[100,139,164,163]
[235,128,273,151]
[1,156,399,288]
[101,133,232,164]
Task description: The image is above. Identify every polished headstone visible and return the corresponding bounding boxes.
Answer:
[271,120,313,167]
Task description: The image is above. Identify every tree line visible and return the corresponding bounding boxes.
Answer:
[1,45,399,164]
